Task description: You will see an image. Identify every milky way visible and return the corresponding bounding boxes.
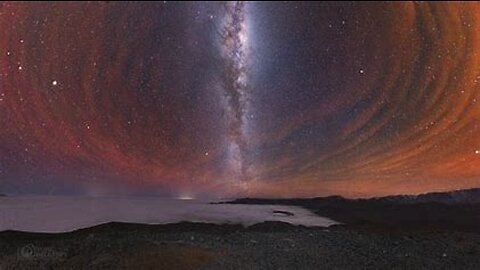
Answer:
[220,1,250,184]
[0,2,480,198]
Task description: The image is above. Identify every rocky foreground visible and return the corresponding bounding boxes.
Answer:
[0,221,479,270]
[1,188,480,269]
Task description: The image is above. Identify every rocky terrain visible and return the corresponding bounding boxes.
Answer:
[1,221,480,270]
[1,188,480,269]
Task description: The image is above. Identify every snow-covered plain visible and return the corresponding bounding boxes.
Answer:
[0,196,338,233]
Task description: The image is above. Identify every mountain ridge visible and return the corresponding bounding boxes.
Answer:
[229,188,480,205]
[226,188,480,233]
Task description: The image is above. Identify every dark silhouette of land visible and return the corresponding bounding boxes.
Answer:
[227,188,480,234]
[1,188,480,269]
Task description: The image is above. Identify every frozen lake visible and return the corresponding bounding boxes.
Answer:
[0,196,338,233]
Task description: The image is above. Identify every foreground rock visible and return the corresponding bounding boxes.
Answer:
[1,221,479,269]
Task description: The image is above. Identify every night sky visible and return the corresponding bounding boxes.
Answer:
[1,2,480,198]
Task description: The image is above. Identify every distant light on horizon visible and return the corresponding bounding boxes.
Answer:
[177,193,195,200]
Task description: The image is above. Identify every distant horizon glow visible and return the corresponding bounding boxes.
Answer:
[1,2,480,198]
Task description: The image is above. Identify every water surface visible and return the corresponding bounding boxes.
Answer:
[0,196,338,233]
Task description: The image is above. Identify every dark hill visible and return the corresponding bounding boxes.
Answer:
[226,188,480,233]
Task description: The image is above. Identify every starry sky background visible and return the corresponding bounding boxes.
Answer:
[1,2,480,198]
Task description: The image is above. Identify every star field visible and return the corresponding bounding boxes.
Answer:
[0,2,479,198]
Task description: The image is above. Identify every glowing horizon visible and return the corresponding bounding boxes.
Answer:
[1,2,480,198]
